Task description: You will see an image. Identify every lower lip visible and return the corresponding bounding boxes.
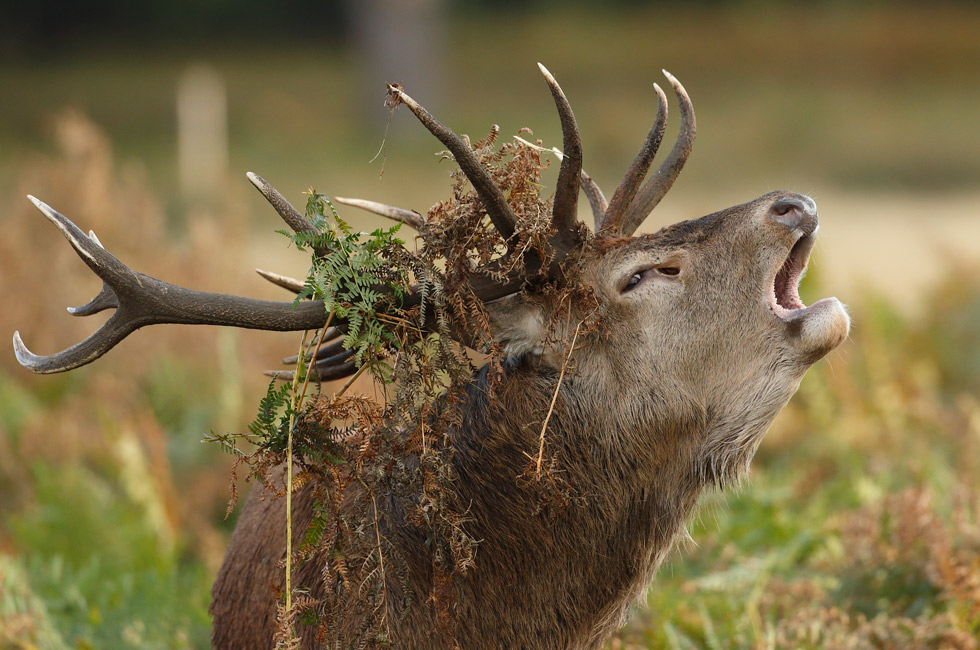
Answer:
[771,296,840,322]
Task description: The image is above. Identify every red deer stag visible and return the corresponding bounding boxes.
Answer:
[14,66,850,649]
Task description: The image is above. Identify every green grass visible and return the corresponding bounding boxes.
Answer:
[7,464,212,649]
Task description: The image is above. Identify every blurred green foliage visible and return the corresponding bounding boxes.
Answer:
[9,0,969,53]
[7,465,211,649]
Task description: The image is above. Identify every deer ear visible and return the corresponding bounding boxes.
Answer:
[486,294,548,360]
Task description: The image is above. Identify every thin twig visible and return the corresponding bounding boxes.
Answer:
[371,494,390,637]
[374,313,415,327]
[297,311,335,407]
[285,329,310,614]
[285,313,337,620]
[336,362,370,398]
[536,320,583,474]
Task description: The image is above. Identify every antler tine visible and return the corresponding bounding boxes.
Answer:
[601,82,669,232]
[580,170,608,231]
[310,357,357,381]
[245,172,316,235]
[537,63,582,239]
[66,282,118,316]
[617,71,696,237]
[333,196,424,230]
[246,172,338,272]
[14,196,328,374]
[256,268,306,294]
[265,359,357,383]
[67,232,119,316]
[24,195,135,289]
[387,84,518,241]
[14,318,129,375]
[281,334,345,365]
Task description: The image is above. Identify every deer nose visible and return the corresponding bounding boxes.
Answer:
[769,194,818,235]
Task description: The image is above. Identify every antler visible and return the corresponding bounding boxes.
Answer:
[12,196,329,374]
[15,66,693,377]
[277,69,588,380]
[600,70,696,237]
[579,170,608,230]
[12,182,522,377]
[333,197,424,230]
[537,63,582,245]
[268,334,356,383]
[387,84,519,241]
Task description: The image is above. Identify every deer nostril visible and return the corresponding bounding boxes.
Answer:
[770,195,817,232]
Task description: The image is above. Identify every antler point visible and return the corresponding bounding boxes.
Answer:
[12,331,37,368]
[27,195,55,219]
[538,63,558,86]
[256,268,305,293]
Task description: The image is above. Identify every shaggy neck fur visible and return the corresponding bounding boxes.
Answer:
[434,357,716,649]
[212,355,772,650]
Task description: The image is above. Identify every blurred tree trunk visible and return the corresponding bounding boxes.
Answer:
[176,64,228,202]
[348,0,447,132]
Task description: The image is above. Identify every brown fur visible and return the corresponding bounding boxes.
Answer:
[211,191,850,649]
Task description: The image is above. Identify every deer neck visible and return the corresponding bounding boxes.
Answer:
[445,358,712,647]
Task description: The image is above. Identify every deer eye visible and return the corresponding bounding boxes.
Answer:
[622,264,682,293]
[622,269,653,292]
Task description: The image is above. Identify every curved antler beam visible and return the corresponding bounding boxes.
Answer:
[615,71,696,237]
[537,63,582,241]
[387,84,518,241]
[13,196,328,374]
[13,196,529,376]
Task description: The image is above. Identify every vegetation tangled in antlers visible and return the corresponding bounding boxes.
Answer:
[232,114,597,646]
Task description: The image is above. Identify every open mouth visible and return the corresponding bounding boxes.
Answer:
[769,234,816,319]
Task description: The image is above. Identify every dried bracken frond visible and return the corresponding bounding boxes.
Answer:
[230,123,590,648]
[274,595,320,650]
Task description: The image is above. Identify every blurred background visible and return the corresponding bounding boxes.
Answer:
[1,1,978,648]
